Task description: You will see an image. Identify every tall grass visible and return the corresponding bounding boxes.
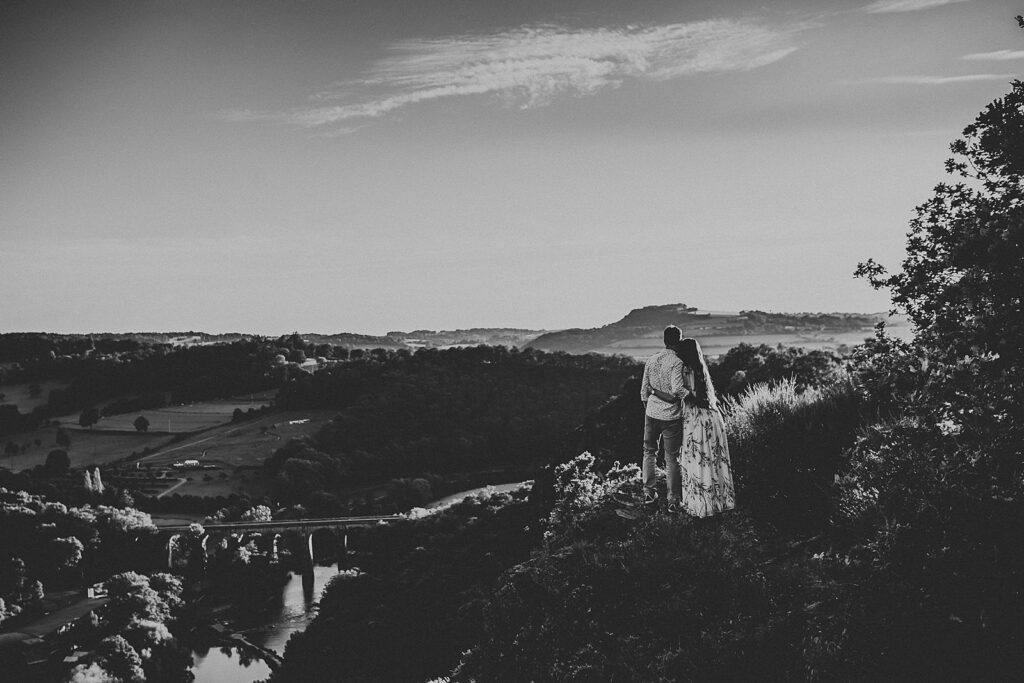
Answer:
[723,375,863,532]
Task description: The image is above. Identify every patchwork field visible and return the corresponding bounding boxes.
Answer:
[121,409,337,498]
[5,391,314,500]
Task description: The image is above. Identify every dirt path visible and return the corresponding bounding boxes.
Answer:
[140,434,220,461]
[157,477,188,498]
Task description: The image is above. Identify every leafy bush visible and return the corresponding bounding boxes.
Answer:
[711,343,844,396]
[724,376,863,532]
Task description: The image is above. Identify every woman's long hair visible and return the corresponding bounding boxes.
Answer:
[677,337,718,411]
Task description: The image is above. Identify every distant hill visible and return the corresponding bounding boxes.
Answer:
[0,329,549,361]
[384,328,547,349]
[526,303,909,357]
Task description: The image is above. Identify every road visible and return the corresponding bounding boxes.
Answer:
[152,481,532,529]
[158,515,399,534]
[424,481,532,510]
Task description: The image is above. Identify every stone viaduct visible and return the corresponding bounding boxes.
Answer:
[161,515,400,585]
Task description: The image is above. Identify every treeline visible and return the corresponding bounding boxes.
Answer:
[0,333,145,363]
[0,340,283,437]
[265,346,638,505]
[739,309,878,330]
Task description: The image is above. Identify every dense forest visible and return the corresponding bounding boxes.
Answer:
[270,44,1024,682]
[265,347,638,506]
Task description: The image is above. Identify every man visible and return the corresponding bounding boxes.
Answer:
[623,325,687,510]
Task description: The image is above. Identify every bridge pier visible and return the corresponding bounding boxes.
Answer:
[338,533,349,568]
[301,532,316,597]
[167,534,181,569]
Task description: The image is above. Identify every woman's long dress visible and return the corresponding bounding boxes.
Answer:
[679,371,736,518]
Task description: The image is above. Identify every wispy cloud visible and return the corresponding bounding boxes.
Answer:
[863,0,970,13]
[220,19,804,131]
[851,73,1014,85]
[963,49,1024,61]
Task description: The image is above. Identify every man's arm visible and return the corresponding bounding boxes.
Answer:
[640,361,652,404]
[650,387,679,403]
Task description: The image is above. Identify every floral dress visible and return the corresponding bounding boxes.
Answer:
[679,368,736,517]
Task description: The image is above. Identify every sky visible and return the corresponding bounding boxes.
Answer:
[1,0,1021,335]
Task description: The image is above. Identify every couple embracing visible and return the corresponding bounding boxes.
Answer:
[627,325,736,517]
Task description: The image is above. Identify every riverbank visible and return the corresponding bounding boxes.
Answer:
[183,482,532,681]
[187,564,341,682]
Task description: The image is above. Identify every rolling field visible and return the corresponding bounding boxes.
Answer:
[0,379,69,413]
[61,395,274,433]
[4,428,176,471]
[127,409,337,498]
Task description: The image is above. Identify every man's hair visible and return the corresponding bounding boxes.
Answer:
[663,325,682,347]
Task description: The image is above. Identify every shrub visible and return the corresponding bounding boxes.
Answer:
[455,455,823,682]
[724,376,863,532]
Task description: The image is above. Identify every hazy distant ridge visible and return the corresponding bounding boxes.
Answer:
[527,303,893,355]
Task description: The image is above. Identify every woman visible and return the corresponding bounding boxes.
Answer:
[652,337,735,517]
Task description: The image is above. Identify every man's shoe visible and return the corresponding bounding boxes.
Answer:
[611,486,657,509]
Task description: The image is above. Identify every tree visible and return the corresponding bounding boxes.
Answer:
[839,24,1024,677]
[857,45,1024,397]
[27,383,41,399]
[56,427,71,449]
[97,634,145,683]
[133,415,150,433]
[68,661,119,683]
[44,448,70,474]
[240,504,272,522]
[50,536,84,571]
[79,406,100,430]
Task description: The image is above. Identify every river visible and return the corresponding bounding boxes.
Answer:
[187,482,530,682]
[190,564,339,683]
